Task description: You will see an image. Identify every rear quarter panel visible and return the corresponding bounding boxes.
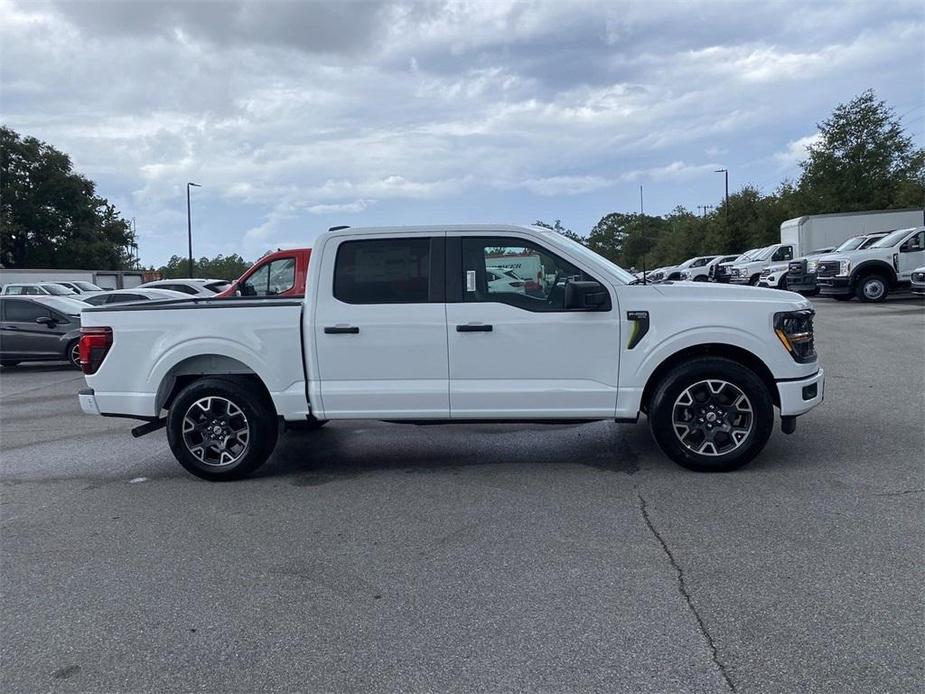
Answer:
[81,301,306,418]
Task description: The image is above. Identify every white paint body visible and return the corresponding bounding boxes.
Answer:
[79,225,824,426]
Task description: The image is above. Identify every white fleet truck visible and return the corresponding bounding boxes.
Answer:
[780,209,924,257]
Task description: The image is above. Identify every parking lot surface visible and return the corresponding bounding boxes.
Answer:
[1,298,923,693]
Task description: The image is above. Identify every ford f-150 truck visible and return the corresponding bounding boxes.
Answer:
[77,225,824,481]
[815,226,925,301]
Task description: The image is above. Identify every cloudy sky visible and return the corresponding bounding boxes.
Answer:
[2,0,923,266]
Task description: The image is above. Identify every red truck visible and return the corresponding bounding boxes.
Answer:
[215,248,311,298]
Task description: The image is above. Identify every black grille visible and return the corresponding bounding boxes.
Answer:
[816,260,840,278]
[913,272,925,283]
[788,260,804,274]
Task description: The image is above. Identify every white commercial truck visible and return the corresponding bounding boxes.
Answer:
[780,209,924,257]
[77,224,824,480]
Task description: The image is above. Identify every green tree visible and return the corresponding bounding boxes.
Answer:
[0,126,136,269]
[153,253,251,280]
[797,90,925,212]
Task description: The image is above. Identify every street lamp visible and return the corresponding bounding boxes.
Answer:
[714,169,729,223]
[186,182,201,277]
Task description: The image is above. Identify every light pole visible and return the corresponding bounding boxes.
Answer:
[714,169,729,223]
[186,182,201,277]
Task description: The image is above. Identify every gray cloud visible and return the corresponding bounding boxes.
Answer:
[3,0,922,263]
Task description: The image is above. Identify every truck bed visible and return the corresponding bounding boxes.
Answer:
[80,297,308,419]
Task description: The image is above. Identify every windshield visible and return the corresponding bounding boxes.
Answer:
[42,284,75,295]
[37,297,87,314]
[549,232,637,284]
[73,281,103,291]
[834,236,865,252]
[751,246,776,261]
[869,227,916,249]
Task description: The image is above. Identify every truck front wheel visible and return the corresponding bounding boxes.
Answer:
[648,357,773,472]
[856,274,889,302]
[167,377,279,481]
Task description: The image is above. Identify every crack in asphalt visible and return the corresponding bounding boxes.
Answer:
[869,488,924,497]
[637,491,736,693]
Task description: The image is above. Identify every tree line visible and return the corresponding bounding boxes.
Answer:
[540,91,924,270]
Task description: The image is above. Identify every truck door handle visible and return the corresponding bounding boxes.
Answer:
[324,325,360,334]
[456,323,493,332]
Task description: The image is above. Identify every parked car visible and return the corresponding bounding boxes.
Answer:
[53,280,107,295]
[487,268,526,294]
[711,249,761,283]
[138,279,231,296]
[758,247,835,291]
[783,232,893,294]
[1,282,81,297]
[83,288,189,306]
[0,296,88,368]
[216,248,312,298]
[728,244,796,285]
[662,256,718,282]
[816,226,925,301]
[78,223,824,481]
[681,255,738,282]
[911,266,925,296]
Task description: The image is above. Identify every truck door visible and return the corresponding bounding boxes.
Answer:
[897,230,924,280]
[445,234,621,418]
[311,234,449,418]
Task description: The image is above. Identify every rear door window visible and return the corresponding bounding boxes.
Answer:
[334,238,431,304]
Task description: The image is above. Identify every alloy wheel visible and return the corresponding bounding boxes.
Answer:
[671,379,753,456]
[181,397,250,467]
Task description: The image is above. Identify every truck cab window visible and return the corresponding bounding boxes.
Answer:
[267,258,296,295]
[461,236,603,311]
[334,238,431,304]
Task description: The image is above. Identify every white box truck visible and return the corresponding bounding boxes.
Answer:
[780,209,924,258]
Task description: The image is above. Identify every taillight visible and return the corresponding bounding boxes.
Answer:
[79,327,113,375]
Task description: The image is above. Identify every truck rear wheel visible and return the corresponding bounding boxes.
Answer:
[648,357,773,472]
[166,377,279,481]
[856,274,889,302]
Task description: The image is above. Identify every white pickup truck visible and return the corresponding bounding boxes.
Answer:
[77,225,824,480]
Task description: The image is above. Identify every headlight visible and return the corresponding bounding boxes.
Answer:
[774,310,816,363]
[806,260,818,273]
[838,259,851,276]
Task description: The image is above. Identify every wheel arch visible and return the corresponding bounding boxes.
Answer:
[851,260,897,287]
[155,354,272,412]
[640,343,779,414]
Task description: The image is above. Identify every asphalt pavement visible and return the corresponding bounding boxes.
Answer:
[1,297,923,693]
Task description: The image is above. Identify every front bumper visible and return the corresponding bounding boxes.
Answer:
[78,387,101,415]
[777,368,825,417]
[817,277,851,296]
[912,282,925,296]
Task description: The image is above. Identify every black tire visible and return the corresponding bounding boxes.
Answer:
[648,357,774,472]
[778,275,788,291]
[855,274,889,302]
[693,275,708,282]
[67,340,81,368]
[749,274,760,286]
[166,377,279,481]
[0,360,20,368]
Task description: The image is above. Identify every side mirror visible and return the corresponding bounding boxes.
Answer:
[564,280,609,310]
[35,316,55,327]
